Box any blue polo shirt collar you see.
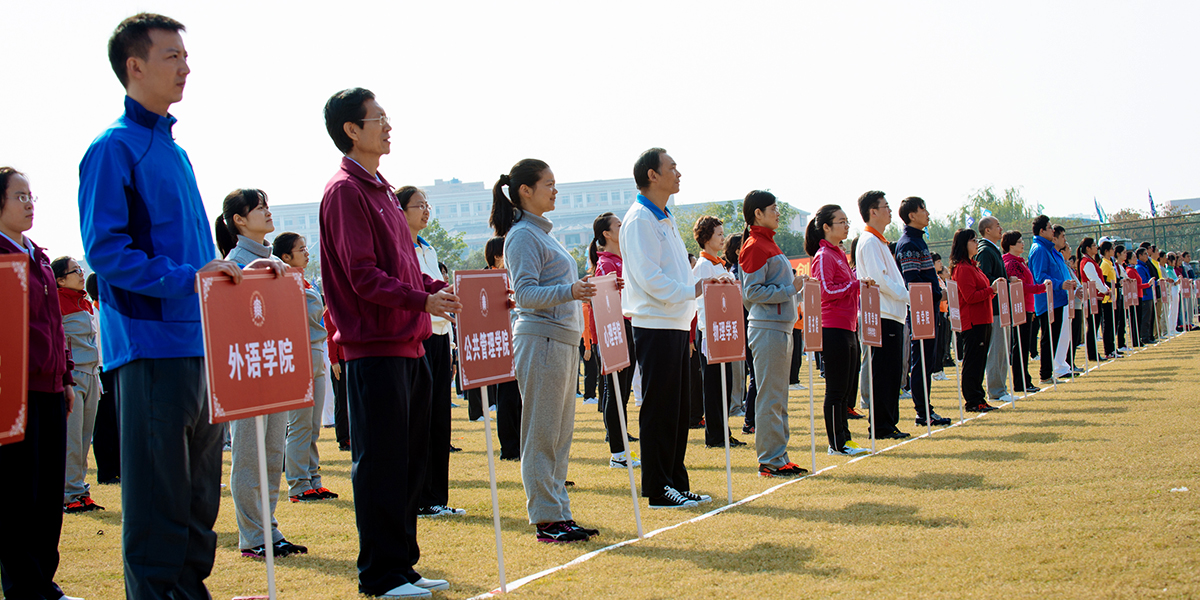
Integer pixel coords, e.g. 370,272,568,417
636,194,670,220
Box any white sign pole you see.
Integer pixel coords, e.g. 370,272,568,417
953,330,964,422
1016,321,1026,401
480,386,507,593
808,351,816,474
1047,281,1058,392
719,367,733,504
610,371,644,536
867,345,875,454
254,415,278,600
920,339,931,436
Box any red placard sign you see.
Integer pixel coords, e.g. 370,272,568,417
909,282,935,340
198,268,314,424
1087,281,1100,315
860,283,881,348
802,280,822,352
591,274,631,374
994,280,1011,327
0,255,29,445
1010,281,1026,325
1159,279,1170,298
946,280,963,333
702,280,746,364
454,269,516,390
1129,278,1140,307
1046,280,1056,323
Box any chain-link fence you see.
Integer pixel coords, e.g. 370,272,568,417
926,213,1200,261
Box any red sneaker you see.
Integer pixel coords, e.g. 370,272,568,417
847,407,865,420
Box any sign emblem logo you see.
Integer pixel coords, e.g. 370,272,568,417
721,294,727,313
250,291,266,327
480,288,490,317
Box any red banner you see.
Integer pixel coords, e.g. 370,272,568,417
1128,278,1140,307
1009,281,1026,325
1087,281,1100,315
198,268,314,424
591,274,631,375
1159,279,1170,298
946,280,962,333
1046,280,1056,323
995,279,1011,327
860,283,881,348
0,255,29,445
454,269,516,390
909,282,935,340
702,280,746,364
802,280,822,352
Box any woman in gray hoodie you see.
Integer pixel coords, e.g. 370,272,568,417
491,159,599,544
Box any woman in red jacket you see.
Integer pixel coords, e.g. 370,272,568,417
0,167,82,600
950,229,997,412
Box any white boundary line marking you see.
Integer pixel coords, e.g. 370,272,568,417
466,332,1184,599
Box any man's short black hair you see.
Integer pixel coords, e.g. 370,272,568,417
633,148,666,190
108,13,186,88
898,196,925,225
324,88,375,154
1032,215,1050,237
857,190,886,222
1053,225,1066,237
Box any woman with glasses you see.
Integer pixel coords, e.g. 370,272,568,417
216,188,308,559
951,229,998,412
51,256,105,514
270,232,339,504
0,167,84,600
807,205,868,457
1002,230,1045,393
398,185,466,519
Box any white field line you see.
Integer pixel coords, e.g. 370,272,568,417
466,331,1185,599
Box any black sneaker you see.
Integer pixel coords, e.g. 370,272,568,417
563,520,599,538
416,505,444,517
759,462,809,478
648,487,699,509
536,521,589,543
741,424,755,434
449,445,462,453
274,539,307,556
930,412,952,425
706,436,747,448
678,489,712,504
627,433,639,442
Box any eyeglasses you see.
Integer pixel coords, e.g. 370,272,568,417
832,219,850,226
13,194,37,204
66,267,84,277
361,115,390,128
407,203,430,212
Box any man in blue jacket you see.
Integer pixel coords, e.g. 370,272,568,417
894,197,950,427
1028,217,1076,383
1135,248,1158,343
77,14,272,600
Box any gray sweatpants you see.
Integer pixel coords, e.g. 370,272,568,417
285,349,328,496
986,320,1010,399
514,335,577,525
749,326,792,468
231,411,287,548
64,369,100,503
729,360,746,414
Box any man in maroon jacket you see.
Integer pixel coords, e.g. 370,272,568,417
319,88,460,599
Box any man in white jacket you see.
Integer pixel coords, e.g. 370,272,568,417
620,148,711,509
854,191,911,439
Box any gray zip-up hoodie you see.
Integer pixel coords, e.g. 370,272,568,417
740,226,798,332
505,212,583,346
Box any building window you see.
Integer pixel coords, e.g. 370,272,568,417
599,192,609,204
574,194,583,207
450,205,458,215
565,234,581,245
624,190,634,202
461,204,470,215
283,218,293,228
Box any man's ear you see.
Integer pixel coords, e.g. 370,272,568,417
343,121,359,145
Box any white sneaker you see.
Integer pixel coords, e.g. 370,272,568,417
899,390,912,399
489,404,497,411
582,397,599,405
433,504,466,516
473,416,484,422
1119,346,1131,352
995,394,1015,403
413,577,450,591
609,452,641,468
379,583,431,598
788,383,808,390
931,372,948,381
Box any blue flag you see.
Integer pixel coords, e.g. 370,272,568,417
966,215,975,228
1094,197,1107,223
1149,189,1157,216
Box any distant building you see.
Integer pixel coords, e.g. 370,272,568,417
268,176,665,258
1165,197,1200,213
675,199,810,232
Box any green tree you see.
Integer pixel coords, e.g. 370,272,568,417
569,245,590,278
423,219,468,272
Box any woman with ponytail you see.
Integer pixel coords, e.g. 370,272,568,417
493,159,600,543
52,256,104,514
270,232,339,504
1076,237,1108,360
806,204,868,457
950,228,997,412
590,212,642,467
737,192,807,475
217,188,306,558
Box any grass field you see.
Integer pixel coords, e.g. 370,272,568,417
48,333,1200,599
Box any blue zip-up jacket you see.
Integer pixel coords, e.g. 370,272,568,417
1136,261,1155,301
78,96,217,370
895,225,942,303
1029,235,1067,315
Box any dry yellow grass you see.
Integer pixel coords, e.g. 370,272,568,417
47,333,1200,599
